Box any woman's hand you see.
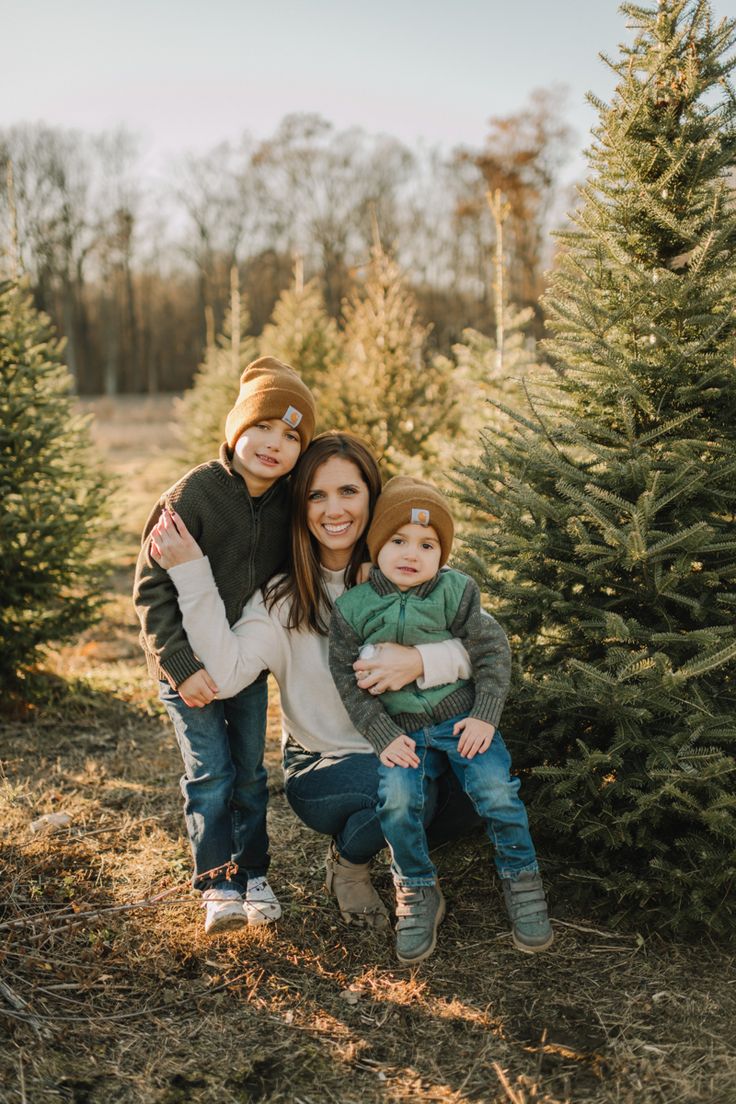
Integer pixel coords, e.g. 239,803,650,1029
379,734,419,769
354,643,423,694
150,509,204,569
178,669,219,707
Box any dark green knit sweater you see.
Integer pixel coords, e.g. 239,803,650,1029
133,444,290,686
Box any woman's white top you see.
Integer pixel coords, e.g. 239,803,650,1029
169,558,472,756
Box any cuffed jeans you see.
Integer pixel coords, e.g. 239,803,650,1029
377,715,539,886
283,742,481,866
159,677,269,891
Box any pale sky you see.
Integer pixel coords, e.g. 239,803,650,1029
1,0,732,177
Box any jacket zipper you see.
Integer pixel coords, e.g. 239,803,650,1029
396,593,433,713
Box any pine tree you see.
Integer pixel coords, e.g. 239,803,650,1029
259,261,342,424
455,0,736,935
333,242,457,477
447,190,538,466
0,277,110,689
175,278,258,467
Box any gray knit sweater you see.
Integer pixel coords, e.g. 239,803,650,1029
329,567,511,754
133,444,290,686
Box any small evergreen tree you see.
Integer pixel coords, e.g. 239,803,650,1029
0,277,110,689
259,263,343,424
333,242,457,477
175,286,258,467
456,0,736,935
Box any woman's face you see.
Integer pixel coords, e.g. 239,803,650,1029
306,456,371,570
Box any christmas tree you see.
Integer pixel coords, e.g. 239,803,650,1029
175,272,258,466
259,259,342,425
456,0,736,934
335,240,457,477
446,190,538,467
0,277,110,690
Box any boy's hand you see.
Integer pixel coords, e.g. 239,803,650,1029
150,509,204,569
355,643,423,694
178,669,219,707
454,717,495,759
379,735,419,769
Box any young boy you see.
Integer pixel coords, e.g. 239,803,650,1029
329,476,552,964
134,356,315,935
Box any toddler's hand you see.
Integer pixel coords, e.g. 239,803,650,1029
150,509,204,569
379,735,419,769
178,669,218,707
454,717,495,759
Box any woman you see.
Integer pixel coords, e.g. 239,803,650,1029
151,432,476,928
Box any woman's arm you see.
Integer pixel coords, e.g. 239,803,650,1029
353,638,472,694
168,558,278,698
150,509,279,698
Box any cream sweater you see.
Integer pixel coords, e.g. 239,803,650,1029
168,558,471,756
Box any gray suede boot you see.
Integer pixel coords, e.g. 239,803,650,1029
501,871,554,953
394,881,446,965
325,842,389,930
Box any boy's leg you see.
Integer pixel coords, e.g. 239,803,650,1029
436,722,538,878
223,677,270,885
435,717,552,952
377,731,447,964
224,677,281,924
376,731,439,887
159,680,236,892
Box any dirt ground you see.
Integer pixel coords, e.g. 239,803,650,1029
1,397,734,1104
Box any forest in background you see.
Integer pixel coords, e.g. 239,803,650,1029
0,88,573,394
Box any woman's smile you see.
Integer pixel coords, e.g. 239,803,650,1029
306,456,371,570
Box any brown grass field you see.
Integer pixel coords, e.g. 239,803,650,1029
1,396,735,1104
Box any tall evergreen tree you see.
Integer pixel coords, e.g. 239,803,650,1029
456,0,736,934
0,277,110,689
259,264,342,423
334,242,457,477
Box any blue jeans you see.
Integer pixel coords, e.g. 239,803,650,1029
283,742,481,865
159,677,269,891
377,715,538,886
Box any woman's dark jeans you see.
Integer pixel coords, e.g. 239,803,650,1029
283,744,481,865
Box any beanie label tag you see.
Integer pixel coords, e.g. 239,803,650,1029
411,508,431,526
282,405,303,428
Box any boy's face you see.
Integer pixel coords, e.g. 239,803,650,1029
377,523,442,590
232,418,301,496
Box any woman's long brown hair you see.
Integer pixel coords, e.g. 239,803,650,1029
264,432,382,634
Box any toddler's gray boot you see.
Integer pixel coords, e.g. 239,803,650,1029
325,842,389,930
394,881,446,964
502,870,553,953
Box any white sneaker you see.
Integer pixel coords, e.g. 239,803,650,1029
244,877,282,925
202,886,247,935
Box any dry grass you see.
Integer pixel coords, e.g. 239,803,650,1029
1,397,735,1104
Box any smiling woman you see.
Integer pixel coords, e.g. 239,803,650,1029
152,430,479,930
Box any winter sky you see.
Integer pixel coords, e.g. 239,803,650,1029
1,0,732,179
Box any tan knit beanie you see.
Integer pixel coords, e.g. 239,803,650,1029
367,476,454,567
225,356,316,452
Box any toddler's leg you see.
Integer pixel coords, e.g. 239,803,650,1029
377,738,447,964
439,722,553,954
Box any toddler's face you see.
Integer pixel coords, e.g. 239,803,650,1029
377,523,441,590
233,418,301,494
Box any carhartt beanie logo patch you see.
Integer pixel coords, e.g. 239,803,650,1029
411,508,430,526
283,405,303,428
